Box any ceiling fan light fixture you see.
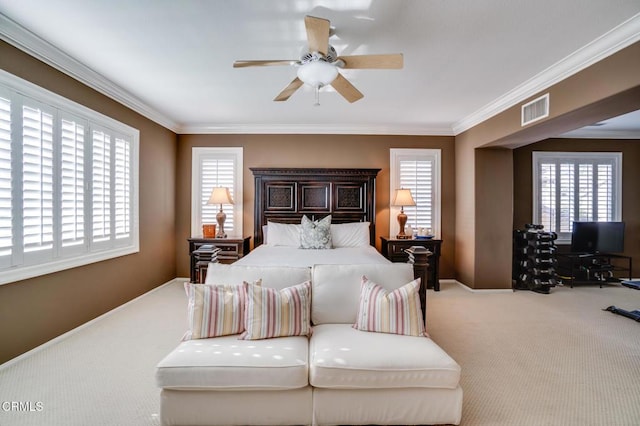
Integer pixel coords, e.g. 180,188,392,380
235,16,401,103
296,60,338,88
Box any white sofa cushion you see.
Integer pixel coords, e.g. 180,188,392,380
156,334,309,390
311,263,414,324
205,264,311,290
309,324,460,389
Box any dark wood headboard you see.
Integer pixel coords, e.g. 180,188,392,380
250,168,380,247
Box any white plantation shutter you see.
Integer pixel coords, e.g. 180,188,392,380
578,164,593,221
0,95,11,261
558,163,574,232
92,129,111,243
22,103,54,255
114,137,131,240
201,158,235,230
390,149,441,238
533,152,621,242
191,147,243,238
399,160,433,230
0,71,139,285
538,162,556,231
597,164,613,221
60,117,85,249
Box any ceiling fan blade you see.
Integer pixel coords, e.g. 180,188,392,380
233,60,298,68
338,54,404,69
330,73,364,103
274,77,304,101
305,15,330,56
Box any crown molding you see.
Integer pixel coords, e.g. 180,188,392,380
178,122,455,136
3,11,638,137
0,13,180,133
452,12,640,135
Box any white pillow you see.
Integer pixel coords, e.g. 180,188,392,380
266,222,301,247
330,222,371,247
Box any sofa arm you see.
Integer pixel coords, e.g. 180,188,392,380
405,246,432,322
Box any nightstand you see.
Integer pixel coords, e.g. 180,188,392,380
380,236,442,291
188,236,251,282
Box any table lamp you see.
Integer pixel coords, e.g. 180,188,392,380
207,187,234,238
392,188,415,239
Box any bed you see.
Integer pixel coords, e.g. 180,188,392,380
236,168,385,265
234,167,431,311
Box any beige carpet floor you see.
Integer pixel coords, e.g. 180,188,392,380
1,278,639,426
428,281,640,426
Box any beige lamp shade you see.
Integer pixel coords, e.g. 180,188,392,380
392,188,416,207
207,187,234,205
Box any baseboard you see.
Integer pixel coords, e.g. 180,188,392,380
0,277,184,371
445,279,514,293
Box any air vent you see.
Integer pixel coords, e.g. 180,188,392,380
521,93,550,126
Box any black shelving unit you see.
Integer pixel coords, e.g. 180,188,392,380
557,252,632,288
513,224,560,294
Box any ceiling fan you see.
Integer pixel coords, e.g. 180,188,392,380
233,15,403,104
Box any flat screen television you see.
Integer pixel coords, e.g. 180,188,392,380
571,221,625,254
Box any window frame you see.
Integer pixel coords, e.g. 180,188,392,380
191,147,243,238
389,148,441,238
0,70,139,285
532,151,622,244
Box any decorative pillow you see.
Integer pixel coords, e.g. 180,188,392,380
331,221,371,247
241,281,312,340
300,215,332,249
183,281,257,340
353,276,426,337
266,222,301,247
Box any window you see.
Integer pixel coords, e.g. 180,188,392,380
532,151,622,243
191,147,243,237
0,71,139,285
390,149,441,238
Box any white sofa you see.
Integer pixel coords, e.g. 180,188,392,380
156,263,463,426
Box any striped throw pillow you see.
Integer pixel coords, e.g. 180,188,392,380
184,281,254,340
241,281,312,340
353,276,426,337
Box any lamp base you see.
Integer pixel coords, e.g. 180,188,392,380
396,210,410,240
216,209,227,238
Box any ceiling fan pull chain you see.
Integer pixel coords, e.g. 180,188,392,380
314,85,321,106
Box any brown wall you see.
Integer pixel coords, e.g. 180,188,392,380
0,42,178,363
176,134,456,279
514,138,640,264
474,148,514,289
455,41,640,289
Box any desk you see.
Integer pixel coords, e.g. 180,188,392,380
557,252,632,288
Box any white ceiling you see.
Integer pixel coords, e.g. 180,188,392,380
1,0,639,137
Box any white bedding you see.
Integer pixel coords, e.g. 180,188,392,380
234,244,391,267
